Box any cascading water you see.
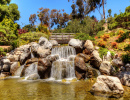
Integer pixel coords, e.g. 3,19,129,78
30,47,34,58
50,46,76,80
14,64,25,76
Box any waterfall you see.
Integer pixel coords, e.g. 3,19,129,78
50,46,76,80
30,47,34,58
24,63,38,77
14,64,25,76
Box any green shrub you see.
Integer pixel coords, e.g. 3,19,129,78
121,53,130,64
96,31,105,38
0,47,6,56
108,22,118,30
98,47,115,59
19,32,49,46
124,44,130,51
74,33,95,41
116,31,130,42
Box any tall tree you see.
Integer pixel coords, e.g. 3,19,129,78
0,0,20,22
37,7,50,26
29,14,37,26
108,9,112,17
86,0,106,19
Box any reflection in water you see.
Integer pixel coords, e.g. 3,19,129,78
0,78,129,100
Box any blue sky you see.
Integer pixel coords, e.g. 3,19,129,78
10,0,130,28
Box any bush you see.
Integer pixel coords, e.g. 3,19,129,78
98,47,115,59
96,31,105,38
116,31,130,42
19,32,49,46
108,22,118,30
98,39,107,48
101,34,110,41
18,29,28,35
124,44,130,51
121,53,130,64
109,32,116,37
0,47,6,56
111,42,118,49
74,33,95,41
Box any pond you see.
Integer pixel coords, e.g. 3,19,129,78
0,78,130,100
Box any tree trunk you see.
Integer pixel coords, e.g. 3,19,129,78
102,0,105,20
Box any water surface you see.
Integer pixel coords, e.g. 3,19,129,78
0,78,130,100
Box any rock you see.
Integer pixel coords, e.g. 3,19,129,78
2,59,10,64
31,42,39,53
90,50,102,69
95,46,99,50
7,54,15,62
112,58,123,68
84,40,94,53
103,51,111,61
74,56,87,80
91,75,124,97
16,44,30,53
49,40,58,46
77,53,91,63
117,72,130,87
27,73,39,80
26,58,38,65
38,58,52,79
86,63,101,78
39,37,52,49
37,47,51,58
125,63,130,71
10,62,19,75
99,61,113,75
0,73,7,79
46,55,59,63
19,52,31,65
13,55,19,61
68,39,83,49
68,55,76,61
83,49,91,55
3,64,10,72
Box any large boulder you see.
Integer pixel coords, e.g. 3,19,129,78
3,64,10,72
10,62,19,75
125,63,130,71
112,57,123,68
117,72,130,87
74,56,87,80
68,39,83,49
26,58,38,65
103,51,111,61
26,73,39,80
84,40,94,53
49,40,58,46
99,61,113,75
19,52,31,65
91,75,124,97
39,37,52,49
46,55,59,63
90,50,102,69
38,58,52,79
37,47,51,58
77,53,91,63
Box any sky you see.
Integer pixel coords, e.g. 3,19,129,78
10,0,130,28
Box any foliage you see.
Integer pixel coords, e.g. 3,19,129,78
116,31,130,42
109,32,116,37
0,1,20,22
96,31,105,37
36,24,50,36
108,9,112,17
74,33,95,40
100,34,110,41
22,24,36,32
98,47,115,59
0,47,7,56
124,44,130,51
54,17,104,36
18,29,28,35
98,39,106,48
29,14,37,26
121,53,130,64
19,32,49,46
111,42,118,49
0,18,18,45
